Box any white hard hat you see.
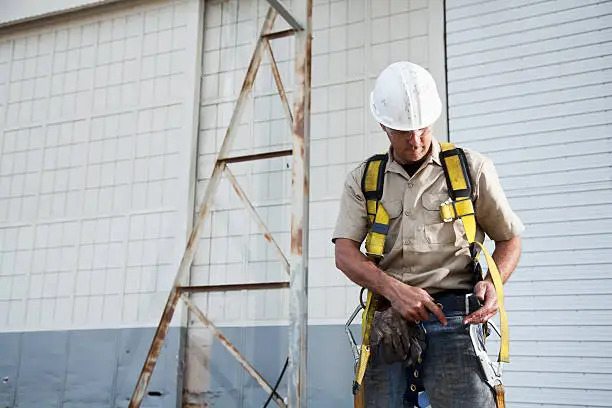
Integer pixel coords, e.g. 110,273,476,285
370,61,442,131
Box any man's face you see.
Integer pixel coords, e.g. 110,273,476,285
382,125,433,164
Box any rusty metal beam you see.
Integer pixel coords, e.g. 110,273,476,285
224,166,291,275
219,149,291,163
129,8,279,407
264,39,294,134
266,0,303,30
178,281,289,293
288,0,312,406
181,294,287,408
129,289,181,408
262,28,296,40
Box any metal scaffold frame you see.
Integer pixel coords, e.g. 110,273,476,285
129,0,312,406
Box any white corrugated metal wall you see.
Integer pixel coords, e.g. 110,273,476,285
445,0,612,406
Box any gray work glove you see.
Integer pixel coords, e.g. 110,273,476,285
369,308,427,365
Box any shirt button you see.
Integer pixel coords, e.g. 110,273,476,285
404,210,410,216
408,183,414,188
403,239,411,245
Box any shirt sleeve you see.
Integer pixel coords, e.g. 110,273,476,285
332,166,370,244
474,158,525,241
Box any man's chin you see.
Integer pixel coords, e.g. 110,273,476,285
401,151,424,162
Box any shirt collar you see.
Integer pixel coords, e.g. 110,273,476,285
386,138,442,173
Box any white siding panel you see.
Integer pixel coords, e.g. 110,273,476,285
446,0,612,406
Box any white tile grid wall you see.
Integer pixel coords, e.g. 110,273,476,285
192,0,436,325
193,0,296,325
0,0,194,331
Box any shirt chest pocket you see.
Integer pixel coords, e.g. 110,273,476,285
421,192,467,246
379,200,403,253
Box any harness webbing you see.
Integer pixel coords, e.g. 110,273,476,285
353,154,388,403
439,142,507,408
439,142,509,364
361,154,389,261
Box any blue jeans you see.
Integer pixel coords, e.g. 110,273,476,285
363,316,496,408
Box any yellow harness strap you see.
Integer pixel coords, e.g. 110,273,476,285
362,154,389,261
353,154,388,399
439,142,509,364
439,143,508,408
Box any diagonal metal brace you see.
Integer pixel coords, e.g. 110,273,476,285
266,0,303,30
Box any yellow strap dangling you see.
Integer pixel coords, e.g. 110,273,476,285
473,241,509,363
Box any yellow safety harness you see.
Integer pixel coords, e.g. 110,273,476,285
352,143,508,408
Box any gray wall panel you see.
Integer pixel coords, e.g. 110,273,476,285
0,333,20,408
16,331,68,408
63,330,116,407
0,327,182,408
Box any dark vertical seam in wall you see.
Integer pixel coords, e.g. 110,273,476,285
110,329,123,407
10,332,24,407
58,332,72,407
443,0,451,143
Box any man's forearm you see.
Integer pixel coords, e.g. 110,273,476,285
491,235,522,283
334,238,399,300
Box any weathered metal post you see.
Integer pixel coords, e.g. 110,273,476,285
287,0,312,406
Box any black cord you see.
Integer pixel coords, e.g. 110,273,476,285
262,356,289,408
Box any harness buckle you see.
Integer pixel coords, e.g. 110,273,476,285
440,198,455,223
440,197,474,223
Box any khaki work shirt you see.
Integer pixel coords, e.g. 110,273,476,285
332,139,525,294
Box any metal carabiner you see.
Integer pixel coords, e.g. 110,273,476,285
345,303,363,365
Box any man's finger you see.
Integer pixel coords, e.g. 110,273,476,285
464,305,498,324
425,300,447,326
463,308,487,324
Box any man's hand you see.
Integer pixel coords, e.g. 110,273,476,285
387,281,447,326
463,280,498,324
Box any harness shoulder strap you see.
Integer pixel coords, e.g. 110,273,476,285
361,153,389,261
439,142,509,364
439,142,477,243
352,154,389,399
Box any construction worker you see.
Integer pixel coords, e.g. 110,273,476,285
333,61,524,407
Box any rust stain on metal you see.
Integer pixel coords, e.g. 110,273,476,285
291,225,303,256
228,178,244,201
130,289,181,407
